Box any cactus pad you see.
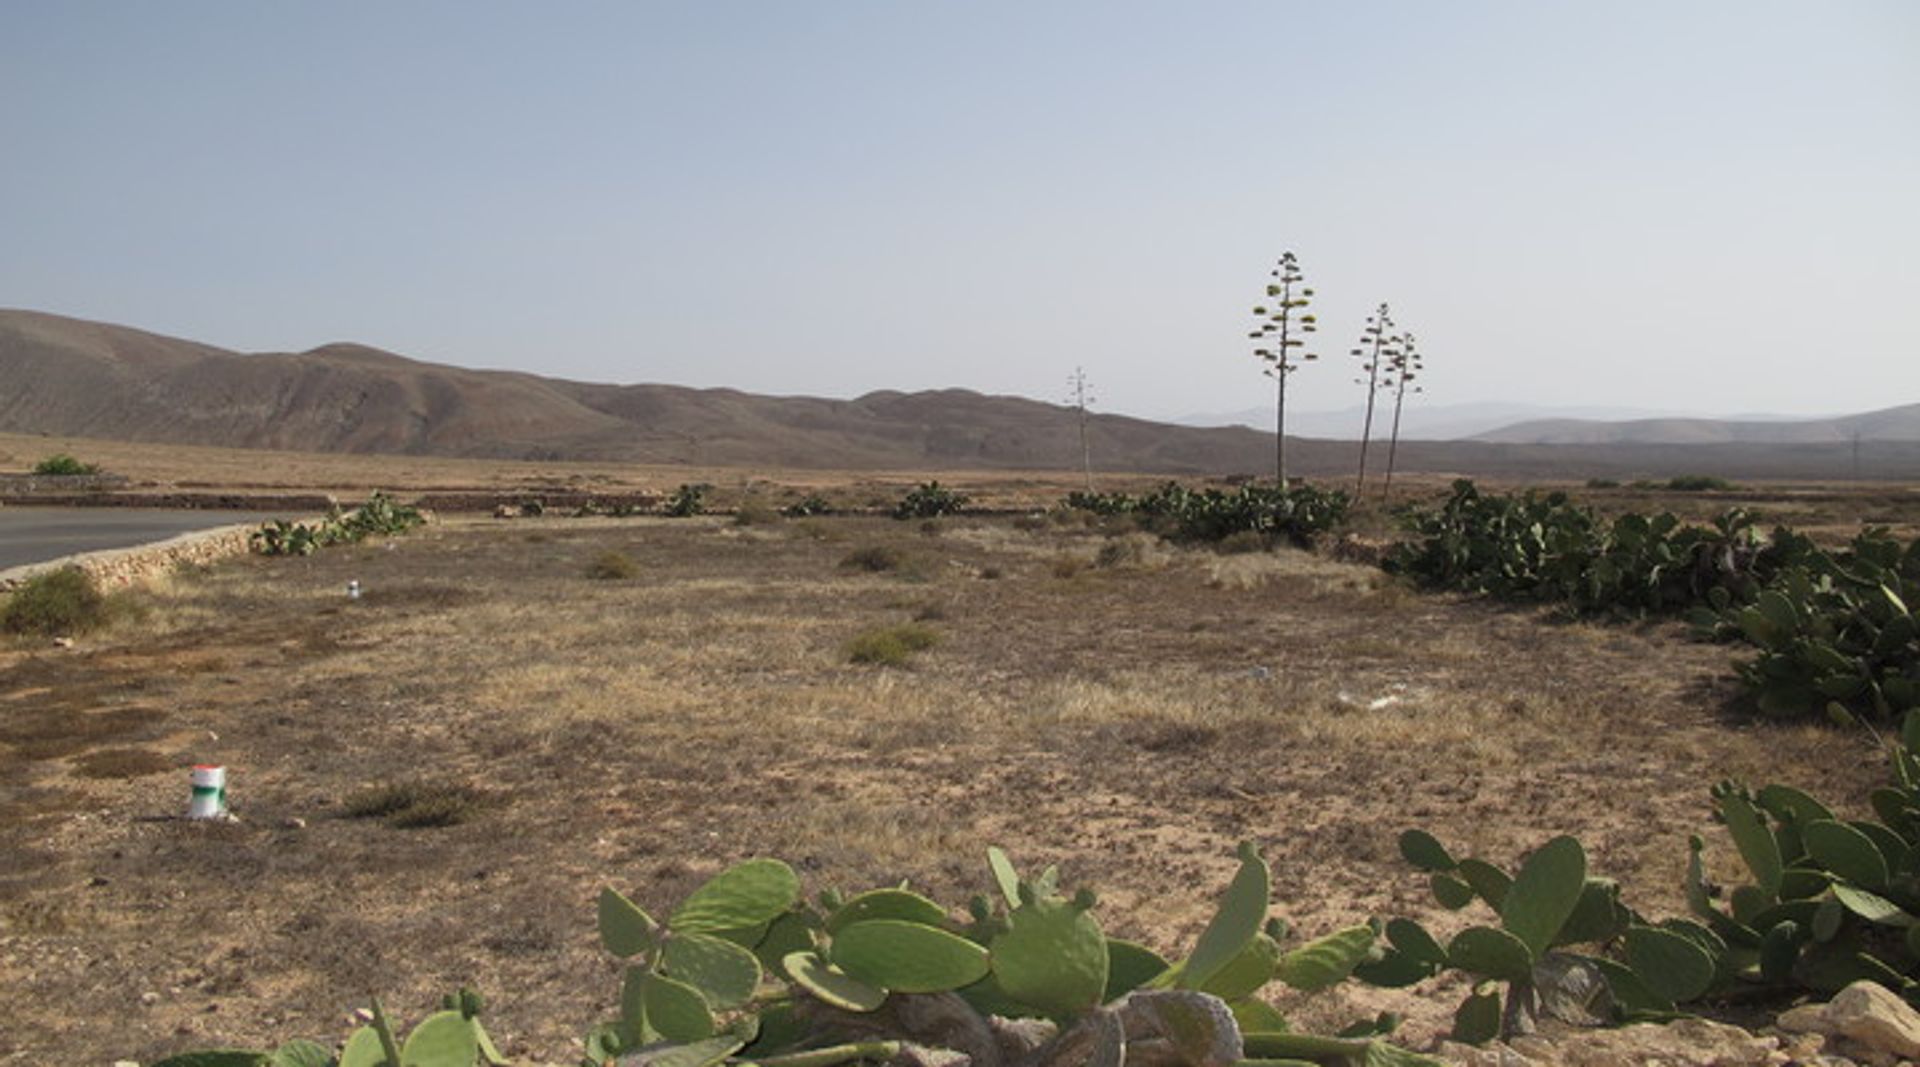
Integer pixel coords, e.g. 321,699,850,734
662,931,763,1009
831,919,991,993
1104,938,1172,1001
1623,925,1716,1003
1445,926,1533,983
671,859,801,934
1275,924,1374,993
1499,836,1585,958
1179,842,1270,990
399,1010,479,1067
642,972,718,1042
782,951,886,1012
990,895,1110,1015
1805,820,1891,890
826,888,949,934
1198,931,1279,999
1397,830,1456,872
600,887,661,958
1719,795,1783,898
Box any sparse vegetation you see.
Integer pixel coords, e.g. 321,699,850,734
585,550,640,580
839,544,905,573
891,480,969,519
1,567,108,636
31,452,98,475
1666,474,1738,491
1063,481,1351,548
732,497,781,526
844,621,939,665
781,493,833,518
344,780,493,828
251,491,426,556
10,492,1915,1063
665,483,711,517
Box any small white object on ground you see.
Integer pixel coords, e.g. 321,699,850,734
186,765,227,820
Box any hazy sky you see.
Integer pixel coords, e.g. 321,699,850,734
4,2,1916,421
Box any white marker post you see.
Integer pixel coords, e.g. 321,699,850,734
187,765,227,820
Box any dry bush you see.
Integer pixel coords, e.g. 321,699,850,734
2,568,108,636
845,622,939,666
840,545,905,573
586,550,640,580
733,498,781,526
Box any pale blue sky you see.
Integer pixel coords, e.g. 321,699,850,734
3,2,1915,420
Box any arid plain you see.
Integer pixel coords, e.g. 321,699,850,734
1,437,1917,1064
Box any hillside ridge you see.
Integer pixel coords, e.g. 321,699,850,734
3,308,1914,480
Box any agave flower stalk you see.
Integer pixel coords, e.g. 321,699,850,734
1249,252,1318,487
1350,304,1400,494
1380,331,1425,501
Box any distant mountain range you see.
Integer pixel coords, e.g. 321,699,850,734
1,308,1914,480
1176,401,1920,444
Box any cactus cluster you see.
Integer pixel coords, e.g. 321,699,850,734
1385,481,1807,617
251,492,427,557
1373,714,1920,1047
1686,712,1920,1001
151,987,505,1067
665,484,712,517
1375,832,1704,1043
1062,482,1350,549
581,843,1436,1067
891,482,970,520
1387,480,1919,723
1690,527,1919,723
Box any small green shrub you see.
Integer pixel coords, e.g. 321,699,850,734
665,483,710,517
31,453,98,476
892,481,969,519
845,622,939,665
2,568,108,636
840,545,904,573
1585,478,1621,489
586,550,640,580
781,493,833,518
1667,475,1736,491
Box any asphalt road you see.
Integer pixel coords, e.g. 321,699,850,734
0,508,291,570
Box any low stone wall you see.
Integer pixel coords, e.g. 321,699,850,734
0,522,266,593
0,472,132,494
0,491,336,510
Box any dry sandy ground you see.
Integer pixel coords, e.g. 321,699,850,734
0,510,1892,1064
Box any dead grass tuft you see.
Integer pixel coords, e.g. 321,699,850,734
70,746,173,779
845,622,939,666
343,780,496,828
586,550,641,580
840,545,905,572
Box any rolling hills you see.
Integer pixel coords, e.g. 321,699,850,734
2,308,1914,480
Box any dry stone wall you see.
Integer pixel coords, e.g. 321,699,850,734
0,522,267,592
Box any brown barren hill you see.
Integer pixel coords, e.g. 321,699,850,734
2,307,1916,479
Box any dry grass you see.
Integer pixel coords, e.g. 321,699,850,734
0,509,1897,1063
